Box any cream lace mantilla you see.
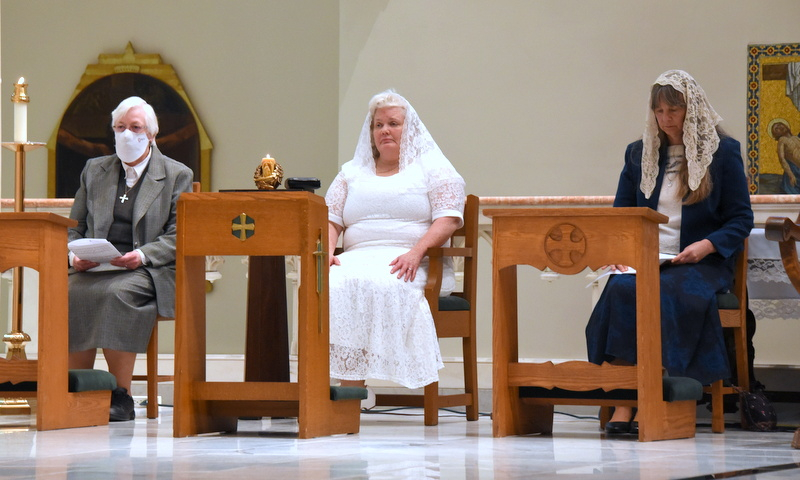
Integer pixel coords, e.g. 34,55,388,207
641,70,722,199
328,90,465,225
350,91,461,179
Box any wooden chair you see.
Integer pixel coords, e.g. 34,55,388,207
131,315,172,419
765,214,800,444
486,207,703,442
132,182,200,419
373,194,480,426
704,240,750,433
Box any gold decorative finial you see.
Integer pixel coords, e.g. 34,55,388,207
11,77,29,103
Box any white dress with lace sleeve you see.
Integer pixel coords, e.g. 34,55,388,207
326,161,464,389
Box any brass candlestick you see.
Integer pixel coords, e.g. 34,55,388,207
2,142,45,361
1,80,42,416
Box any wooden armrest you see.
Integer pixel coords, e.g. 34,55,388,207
425,250,445,306
765,216,800,295
424,246,473,304
764,216,800,243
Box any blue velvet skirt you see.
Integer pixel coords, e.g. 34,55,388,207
585,262,732,385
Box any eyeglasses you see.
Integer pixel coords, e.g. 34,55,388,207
113,124,146,134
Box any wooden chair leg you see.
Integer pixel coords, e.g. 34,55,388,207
424,382,440,426
463,335,479,421
599,406,612,429
145,322,159,419
734,324,750,393
710,380,725,433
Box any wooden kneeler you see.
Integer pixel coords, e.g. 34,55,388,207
173,192,364,439
0,370,117,430
486,207,700,442
0,213,114,430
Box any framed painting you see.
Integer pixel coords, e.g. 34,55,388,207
746,43,800,194
47,43,212,198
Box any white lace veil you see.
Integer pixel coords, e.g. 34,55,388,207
640,70,722,199
349,90,463,190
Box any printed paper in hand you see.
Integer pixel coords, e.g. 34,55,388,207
68,238,123,264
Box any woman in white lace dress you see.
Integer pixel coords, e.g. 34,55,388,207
325,90,466,389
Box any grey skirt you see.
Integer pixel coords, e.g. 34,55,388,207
69,268,157,353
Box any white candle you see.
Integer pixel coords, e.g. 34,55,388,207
14,102,26,143
13,77,27,143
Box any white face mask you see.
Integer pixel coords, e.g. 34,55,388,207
115,129,150,164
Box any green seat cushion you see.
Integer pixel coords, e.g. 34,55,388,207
519,376,703,402
717,292,740,310
68,369,117,392
661,376,704,402
438,295,470,311
0,369,116,393
330,385,368,401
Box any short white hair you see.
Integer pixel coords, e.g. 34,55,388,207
111,96,159,138
368,89,408,120
367,89,409,159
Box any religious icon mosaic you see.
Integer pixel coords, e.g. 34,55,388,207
746,43,800,194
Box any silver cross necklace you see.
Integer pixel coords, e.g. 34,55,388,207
120,167,136,203
119,187,132,204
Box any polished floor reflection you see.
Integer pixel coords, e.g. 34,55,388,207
1,405,800,479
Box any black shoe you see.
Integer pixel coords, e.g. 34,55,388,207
629,421,639,435
605,421,632,434
605,407,637,435
109,387,135,422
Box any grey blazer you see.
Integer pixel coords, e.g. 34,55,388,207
68,145,194,317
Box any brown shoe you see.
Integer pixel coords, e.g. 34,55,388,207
792,428,800,449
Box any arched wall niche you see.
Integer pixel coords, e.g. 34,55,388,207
47,42,212,198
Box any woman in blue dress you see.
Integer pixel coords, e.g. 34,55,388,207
585,70,753,434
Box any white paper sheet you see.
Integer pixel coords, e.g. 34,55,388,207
587,253,677,287
68,238,123,264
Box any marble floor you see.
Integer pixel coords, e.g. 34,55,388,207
1,404,800,479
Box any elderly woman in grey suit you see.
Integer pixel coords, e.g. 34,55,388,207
68,96,193,421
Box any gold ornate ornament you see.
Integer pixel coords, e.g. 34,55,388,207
254,154,283,190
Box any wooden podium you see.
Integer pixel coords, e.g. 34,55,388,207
0,213,111,430
173,191,362,439
486,207,698,442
